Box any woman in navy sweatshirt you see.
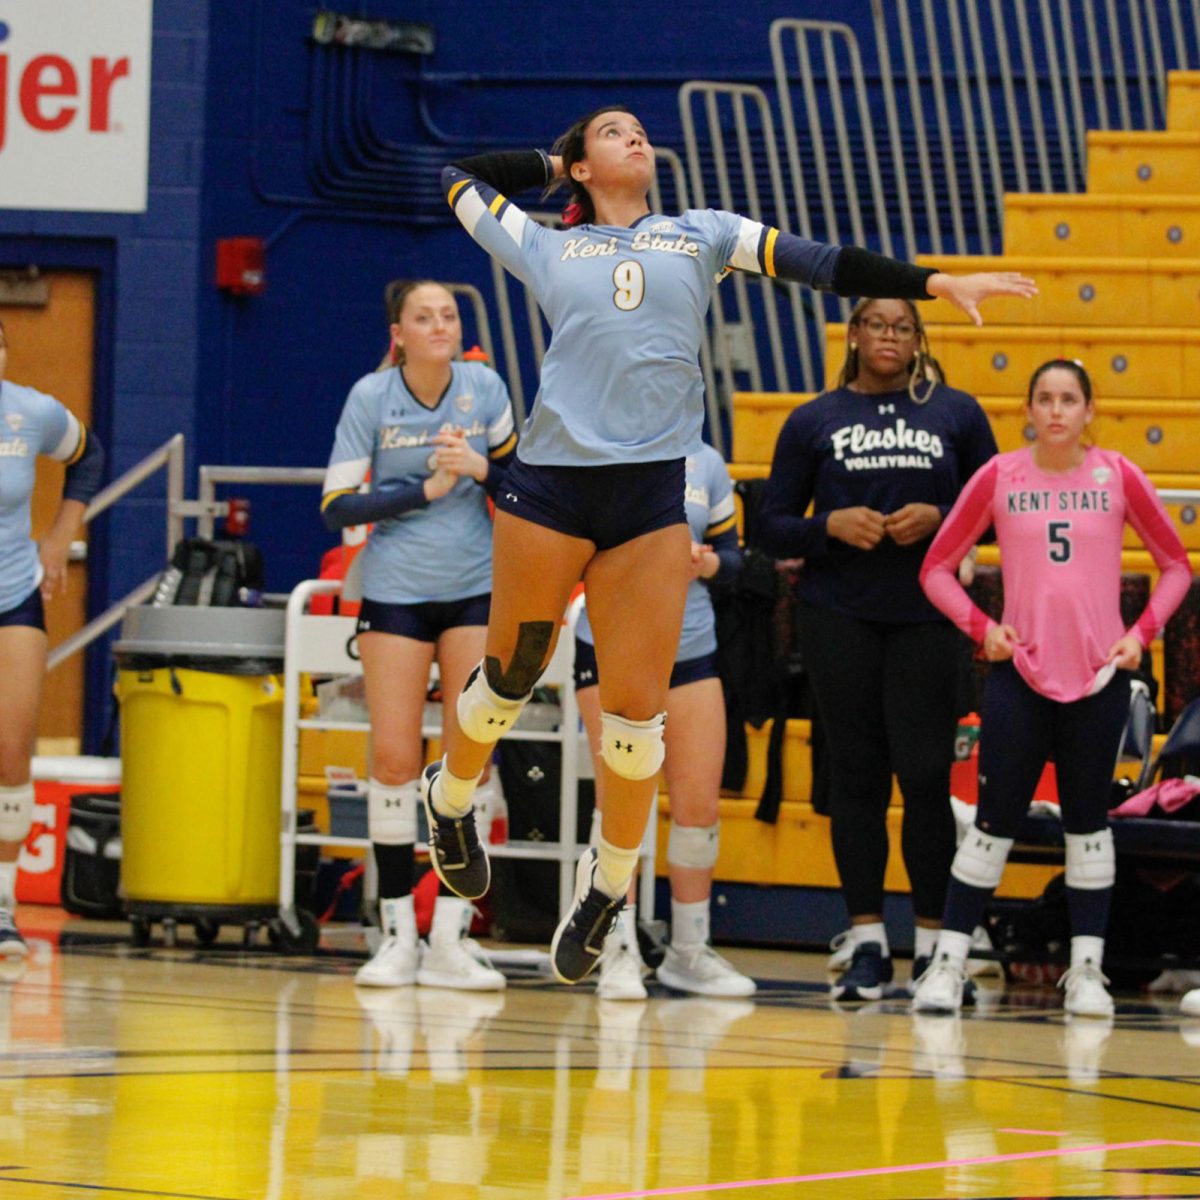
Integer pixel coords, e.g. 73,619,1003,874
760,297,997,1002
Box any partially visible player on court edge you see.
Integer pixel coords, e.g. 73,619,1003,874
433,104,1036,986
759,298,999,1003
0,315,105,958
913,360,1190,1018
575,442,754,1000
321,280,517,991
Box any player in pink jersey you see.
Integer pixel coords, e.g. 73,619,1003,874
912,360,1190,1018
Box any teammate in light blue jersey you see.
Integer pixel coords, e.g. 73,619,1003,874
321,281,516,992
0,315,105,961
424,105,1036,986
574,444,754,998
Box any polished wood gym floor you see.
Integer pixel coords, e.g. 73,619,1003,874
3,908,1199,1199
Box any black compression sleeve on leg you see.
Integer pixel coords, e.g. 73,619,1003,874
449,151,553,196
831,246,938,300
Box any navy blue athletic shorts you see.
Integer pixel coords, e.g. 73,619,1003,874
494,456,686,550
0,587,45,632
573,636,718,693
356,594,490,643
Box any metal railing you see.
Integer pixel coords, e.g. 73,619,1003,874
46,434,186,672
680,1,1200,399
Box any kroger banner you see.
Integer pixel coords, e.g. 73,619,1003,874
0,1,152,212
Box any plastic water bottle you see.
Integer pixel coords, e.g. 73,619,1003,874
237,587,263,608
150,566,183,607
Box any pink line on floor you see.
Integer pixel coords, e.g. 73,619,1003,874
997,1127,1066,1137
564,1139,1200,1200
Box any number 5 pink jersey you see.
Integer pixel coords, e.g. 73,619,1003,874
920,446,1192,702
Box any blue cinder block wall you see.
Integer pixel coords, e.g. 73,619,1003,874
0,0,1171,744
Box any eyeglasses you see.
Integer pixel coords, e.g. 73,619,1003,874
859,316,918,338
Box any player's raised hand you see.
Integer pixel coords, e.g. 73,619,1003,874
927,271,1038,326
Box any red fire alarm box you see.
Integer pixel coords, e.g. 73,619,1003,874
216,237,266,295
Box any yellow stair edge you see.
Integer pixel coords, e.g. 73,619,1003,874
1006,192,1200,210
1088,130,1200,149
915,253,1200,273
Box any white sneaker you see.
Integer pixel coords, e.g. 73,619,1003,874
1181,988,1200,1017
827,929,854,973
355,935,419,988
657,944,756,998
0,910,28,960
966,925,1003,977
911,954,968,1014
418,936,506,992
596,932,647,1001
1059,959,1114,1018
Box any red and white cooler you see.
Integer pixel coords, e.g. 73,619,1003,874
17,757,121,905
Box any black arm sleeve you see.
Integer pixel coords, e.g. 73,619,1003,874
321,481,428,533
830,246,937,301
63,428,105,504
483,442,518,500
709,525,743,583
449,150,553,197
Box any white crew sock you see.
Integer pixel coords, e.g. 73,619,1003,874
671,899,710,950
851,921,889,955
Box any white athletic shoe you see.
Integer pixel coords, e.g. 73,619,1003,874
657,944,756,998
0,910,28,960
911,954,969,1014
1183,988,1200,1017
966,924,1003,977
827,929,854,973
355,934,419,988
596,932,647,1002
418,935,505,992
1059,959,1115,1018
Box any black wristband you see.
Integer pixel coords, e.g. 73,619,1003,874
830,246,937,300
449,150,552,197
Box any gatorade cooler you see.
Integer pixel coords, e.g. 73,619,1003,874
17,757,121,905
114,606,286,937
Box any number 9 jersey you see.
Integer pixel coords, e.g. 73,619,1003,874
444,162,838,468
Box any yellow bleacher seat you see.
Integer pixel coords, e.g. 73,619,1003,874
825,322,1200,399
734,393,1200,476
1087,130,1200,194
1167,69,1200,131
913,255,1200,328
1004,193,1200,258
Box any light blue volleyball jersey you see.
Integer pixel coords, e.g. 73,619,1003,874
322,362,516,604
576,444,736,662
0,380,83,612
445,167,837,466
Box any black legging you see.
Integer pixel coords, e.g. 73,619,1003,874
796,601,961,922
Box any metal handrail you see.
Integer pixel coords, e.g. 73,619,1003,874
196,465,326,540
45,433,186,672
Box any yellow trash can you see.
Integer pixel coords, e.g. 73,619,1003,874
117,667,282,907
114,605,286,945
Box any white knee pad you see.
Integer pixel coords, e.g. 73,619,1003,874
951,826,1013,890
600,711,666,781
667,821,719,871
1065,828,1115,890
368,779,418,845
0,784,33,844
456,663,529,744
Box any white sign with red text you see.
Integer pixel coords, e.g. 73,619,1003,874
0,1,152,212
